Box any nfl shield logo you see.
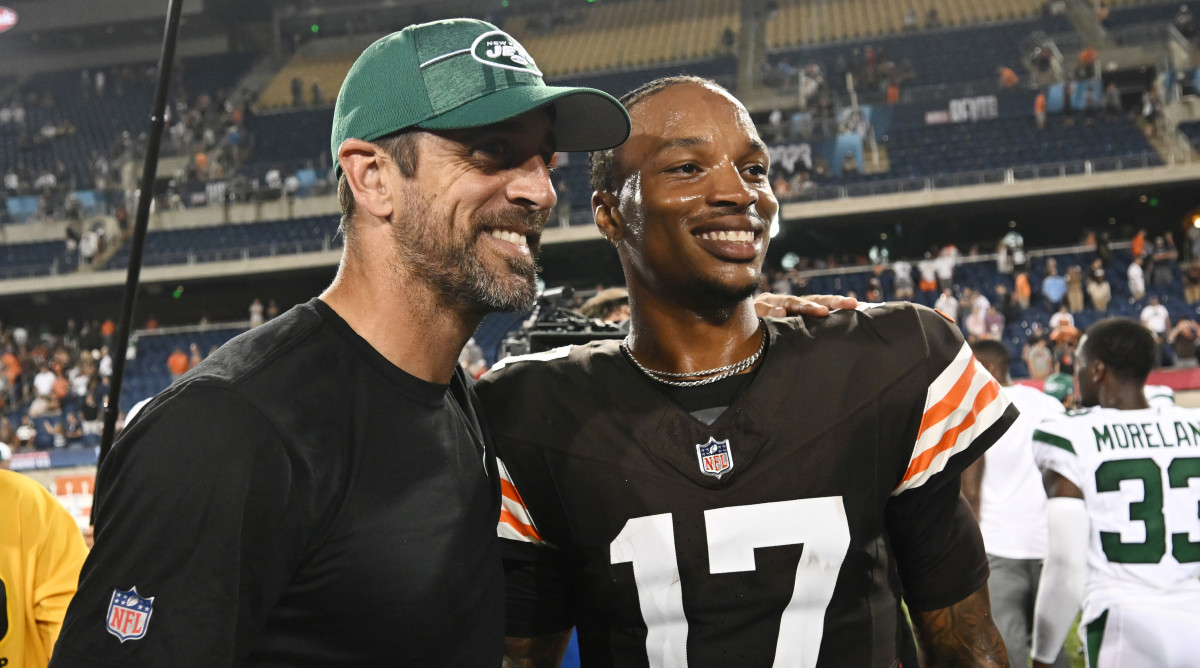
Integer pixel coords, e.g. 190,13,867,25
106,587,154,642
696,437,734,479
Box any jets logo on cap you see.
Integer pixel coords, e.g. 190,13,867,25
471,30,542,76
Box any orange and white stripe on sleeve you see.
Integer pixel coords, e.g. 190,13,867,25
892,341,1010,496
497,457,547,545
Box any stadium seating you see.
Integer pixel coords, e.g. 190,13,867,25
765,0,1048,48
878,115,1161,179
257,52,354,109
505,0,740,78
768,16,1072,94
1104,0,1200,27
0,238,73,279
101,215,341,270
1,53,255,195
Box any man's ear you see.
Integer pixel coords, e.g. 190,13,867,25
1090,359,1107,385
593,190,624,244
338,138,395,220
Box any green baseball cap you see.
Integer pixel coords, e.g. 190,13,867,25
1043,373,1073,401
331,18,630,173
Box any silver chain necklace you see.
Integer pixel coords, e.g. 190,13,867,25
620,325,768,388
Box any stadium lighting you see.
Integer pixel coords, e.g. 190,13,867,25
0,6,18,35
1192,215,1200,229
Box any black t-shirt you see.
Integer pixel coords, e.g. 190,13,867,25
52,299,504,666
478,303,1017,667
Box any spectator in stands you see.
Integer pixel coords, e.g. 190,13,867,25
934,287,960,322
1049,304,1074,332
1140,295,1172,365
1184,261,1200,304
1034,91,1047,130
1087,258,1112,311
1024,336,1056,380
926,7,941,28
1097,2,1112,29
918,251,939,299
311,80,324,106
1103,82,1122,119
1065,265,1084,312
891,258,915,300
1127,256,1146,301
1168,318,1200,367
1148,233,1178,287
166,346,189,379
0,445,90,666
1141,88,1162,138
998,66,1019,90
1131,228,1148,260
935,244,958,291
1175,4,1196,39
1040,261,1067,310
291,76,304,107
33,362,57,401
904,8,918,31
1014,271,1033,310
188,343,204,369
985,306,1005,340
249,298,265,327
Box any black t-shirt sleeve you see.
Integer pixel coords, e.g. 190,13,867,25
51,384,313,667
885,476,988,611
502,539,576,638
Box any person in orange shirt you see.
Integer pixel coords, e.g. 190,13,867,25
167,348,189,379
1131,228,1147,260
1034,91,1047,129
998,66,1019,89
1015,272,1032,310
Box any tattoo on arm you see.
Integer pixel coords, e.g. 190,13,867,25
502,631,574,668
912,585,1009,668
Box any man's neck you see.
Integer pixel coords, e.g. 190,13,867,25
319,258,482,385
625,295,762,375
1101,384,1152,411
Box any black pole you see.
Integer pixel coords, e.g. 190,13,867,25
96,0,185,487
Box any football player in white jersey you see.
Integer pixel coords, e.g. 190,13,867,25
1145,383,1175,409
963,341,1069,667
1031,318,1200,668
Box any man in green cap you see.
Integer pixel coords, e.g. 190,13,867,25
1043,372,1074,408
51,18,631,666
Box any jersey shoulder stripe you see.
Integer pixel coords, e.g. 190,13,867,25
1033,428,1075,454
496,457,546,545
894,341,1010,495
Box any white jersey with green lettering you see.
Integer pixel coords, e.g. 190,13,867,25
1032,405,1200,627
1145,384,1175,409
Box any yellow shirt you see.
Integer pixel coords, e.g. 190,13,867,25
0,469,88,667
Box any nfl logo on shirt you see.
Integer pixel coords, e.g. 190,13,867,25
696,437,734,479
106,587,154,642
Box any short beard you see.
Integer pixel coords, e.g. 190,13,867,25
392,185,542,313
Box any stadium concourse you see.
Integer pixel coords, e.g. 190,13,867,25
5,0,1200,665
